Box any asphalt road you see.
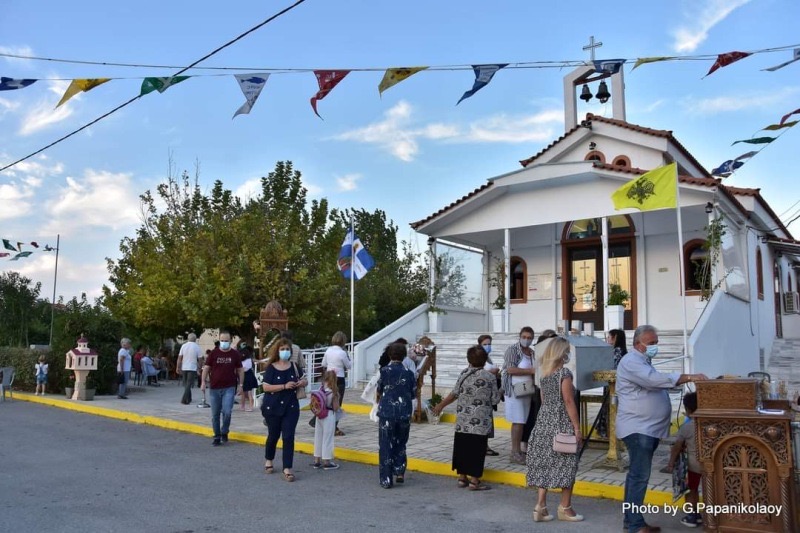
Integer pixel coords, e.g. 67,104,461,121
0,402,687,532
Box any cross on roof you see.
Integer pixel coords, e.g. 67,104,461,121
583,35,603,62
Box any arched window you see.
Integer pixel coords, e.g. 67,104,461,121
584,151,606,164
756,247,764,300
684,239,710,293
510,256,527,303
612,155,631,168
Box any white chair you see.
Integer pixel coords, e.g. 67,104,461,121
0,367,15,401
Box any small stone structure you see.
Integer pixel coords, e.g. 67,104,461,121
257,300,289,356
65,335,98,401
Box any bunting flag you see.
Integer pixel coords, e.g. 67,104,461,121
0,253,9,258
30,241,39,248
611,163,677,212
762,48,800,72
632,56,672,70
2,239,17,251
310,70,350,119
780,108,800,125
762,120,798,131
232,73,269,118
378,67,428,96
593,59,625,75
56,78,111,108
705,51,752,77
337,228,375,280
457,64,507,105
0,77,36,91
9,251,33,261
734,151,758,162
140,76,189,96
44,245,56,252
711,160,744,177
732,137,775,146
16,241,24,251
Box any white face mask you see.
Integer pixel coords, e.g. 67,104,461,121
520,338,532,348
644,345,659,358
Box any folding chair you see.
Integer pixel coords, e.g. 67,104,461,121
0,367,16,402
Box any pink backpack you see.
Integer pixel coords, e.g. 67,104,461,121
310,387,330,419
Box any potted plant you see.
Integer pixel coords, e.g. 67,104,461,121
488,258,507,332
426,393,444,425
606,283,629,330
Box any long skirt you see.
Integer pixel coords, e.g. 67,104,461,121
452,432,488,478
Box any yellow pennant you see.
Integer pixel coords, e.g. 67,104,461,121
632,57,672,70
611,163,677,212
56,78,111,108
378,67,428,96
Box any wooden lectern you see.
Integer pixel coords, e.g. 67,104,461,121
693,379,797,532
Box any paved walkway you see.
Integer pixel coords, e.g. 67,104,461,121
16,379,676,505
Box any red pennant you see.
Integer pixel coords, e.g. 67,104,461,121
0,253,9,258
705,51,751,77
310,70,350,119
780,108,800,126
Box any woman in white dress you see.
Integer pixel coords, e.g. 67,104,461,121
501,326,536,464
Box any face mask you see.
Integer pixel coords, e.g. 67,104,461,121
279,350,291,361
520,338,532,348
644,345,659,358
482,344,492,355
220,341,231,350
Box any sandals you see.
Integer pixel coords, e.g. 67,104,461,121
468,481,491,491
457,477,468,488
533,505,554,522
264,463,274,474
395,475,404,484
334,429,345,437
485,447,500,456
283,470,295,482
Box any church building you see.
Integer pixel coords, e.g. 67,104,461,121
353,58,800,385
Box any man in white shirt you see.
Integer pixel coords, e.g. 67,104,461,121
117,338,132,399
177,333,202,405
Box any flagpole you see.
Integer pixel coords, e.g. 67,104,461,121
675,176,690,373
349,216,355,387
49,234,60,347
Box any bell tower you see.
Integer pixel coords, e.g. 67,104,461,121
564,36,627,131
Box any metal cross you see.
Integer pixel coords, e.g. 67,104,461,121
583,36,603,62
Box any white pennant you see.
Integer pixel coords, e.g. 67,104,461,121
233,73,270,118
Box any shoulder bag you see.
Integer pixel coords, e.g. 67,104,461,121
512,377,536,397
552,432,578,454
292,363,307,399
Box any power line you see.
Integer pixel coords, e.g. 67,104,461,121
0,0,309,174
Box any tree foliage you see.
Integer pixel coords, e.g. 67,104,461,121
104,161,428,347
0,272,45,346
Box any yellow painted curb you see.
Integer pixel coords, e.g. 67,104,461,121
16,392,673,504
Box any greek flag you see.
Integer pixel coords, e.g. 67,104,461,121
337,229,375,280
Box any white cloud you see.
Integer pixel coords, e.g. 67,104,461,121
0,45,36,69
683,87,800,114
672,0,752,52
6,254,109,302
0,96,20,117
332,100,562,162
18,80,74,136
0,157,55,219
336,173,360,192
43,169,141,234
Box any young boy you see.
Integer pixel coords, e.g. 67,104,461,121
665,392,702,528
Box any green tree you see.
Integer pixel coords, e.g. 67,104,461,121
0,272,43,346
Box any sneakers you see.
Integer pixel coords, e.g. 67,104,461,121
212,438,221,447
680,514,702,528
322,462,340,470
221,434,229,443
311,462,322,469
117,395,128,399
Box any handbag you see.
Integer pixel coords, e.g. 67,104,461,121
117,372,125,385
553,432,578,454
512,377,536,397
292,363,307,399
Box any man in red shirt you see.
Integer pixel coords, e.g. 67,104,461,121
200,331,244,446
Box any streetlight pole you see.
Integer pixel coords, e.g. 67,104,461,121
49,234,60,347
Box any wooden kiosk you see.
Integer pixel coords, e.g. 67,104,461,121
693,379,797,532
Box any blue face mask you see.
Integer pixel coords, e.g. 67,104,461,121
645,345,659,358
220,341,231,350
482,344,492,355
279,350,291,361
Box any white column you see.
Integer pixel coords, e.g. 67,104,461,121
601,217,610,332
483,249,491,331
504,228,511,333
552,224,558,330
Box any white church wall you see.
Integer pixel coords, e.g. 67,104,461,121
561,134,664,169
507,243,560,333
690,291,760,378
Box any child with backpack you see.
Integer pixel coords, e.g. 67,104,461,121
663,392,703,528
311,370,340,470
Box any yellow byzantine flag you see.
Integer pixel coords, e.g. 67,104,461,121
378,67,427,96
56,78,111,108
611,162,677,212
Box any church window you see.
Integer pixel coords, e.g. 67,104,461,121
756,247,764,300
510,256,527,303
584,151,606,163
566,215,632,240
612,155,631,168
684,239,710,293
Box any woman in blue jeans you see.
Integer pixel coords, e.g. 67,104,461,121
261,339,307,482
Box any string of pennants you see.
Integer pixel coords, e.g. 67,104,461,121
0,239,55,261
0,45,797,119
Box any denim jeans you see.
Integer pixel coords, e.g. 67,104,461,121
622,433,660,532
208,386,236,438
118,371,129,396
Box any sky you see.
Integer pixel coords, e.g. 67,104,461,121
1,0,798,304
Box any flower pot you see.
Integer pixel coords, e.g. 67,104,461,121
607,305,625,330
428,311,441,333
65,387,73,398
491,309,506,332
65,387,95,400
425,407,441,425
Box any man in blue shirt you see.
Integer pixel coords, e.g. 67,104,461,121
616,325,707,533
